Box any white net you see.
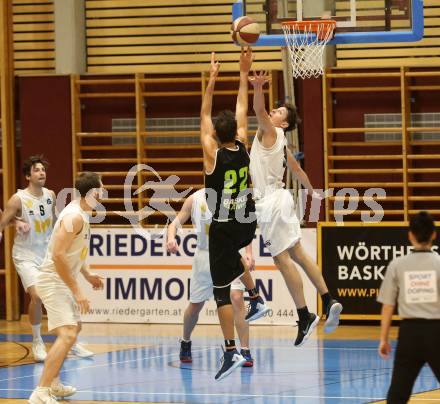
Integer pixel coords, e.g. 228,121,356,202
282,20,336,79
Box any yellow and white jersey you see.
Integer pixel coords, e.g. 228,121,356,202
12,187,54,260
191,189,212,251
39,201,90,283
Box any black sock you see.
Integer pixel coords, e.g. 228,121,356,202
225,339,236,351
297,306,310,323
321,292,332,310
247,288,259,299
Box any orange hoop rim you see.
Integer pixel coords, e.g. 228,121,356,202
281,19,337,33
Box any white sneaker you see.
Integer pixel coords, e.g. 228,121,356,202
32,339,47,362
70,342,94,358
50,380,77,398
28,387,57,404
324,300,343,334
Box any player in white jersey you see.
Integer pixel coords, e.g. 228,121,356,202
0,155,56,362
28,172,104,404
249,71,342,347
0,156,94,362
167,188,255,367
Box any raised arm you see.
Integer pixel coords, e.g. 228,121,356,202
236,47,253,146
166,193,194,254
0,195,21,243
249,71,277,148
200,52,220,173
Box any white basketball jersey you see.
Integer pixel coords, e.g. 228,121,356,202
13,187,54,259
39,201,90,282
249,127,287,198
191,189,212,251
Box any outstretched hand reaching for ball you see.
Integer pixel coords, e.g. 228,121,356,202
249,70,270,87
240,47,253,74
209,52,220,79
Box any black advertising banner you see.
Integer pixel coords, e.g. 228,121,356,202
320,224,440,319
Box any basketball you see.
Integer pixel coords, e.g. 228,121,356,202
231,16,260,46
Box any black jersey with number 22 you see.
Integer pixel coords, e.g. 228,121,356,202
204,140,255,221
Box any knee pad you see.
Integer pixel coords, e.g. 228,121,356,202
213,285,232,308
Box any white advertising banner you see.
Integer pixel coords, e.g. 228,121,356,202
80,228,318,325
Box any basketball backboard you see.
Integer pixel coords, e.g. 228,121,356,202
233,0,423,45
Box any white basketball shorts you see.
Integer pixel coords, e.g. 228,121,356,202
36,273,80,332
256,188,301,257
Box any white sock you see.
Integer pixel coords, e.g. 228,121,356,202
31,324,42,341
51,376,60,386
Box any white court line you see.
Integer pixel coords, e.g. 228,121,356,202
0,344,381,384
0,346,216,383
1,389,439,401
194,345,379,351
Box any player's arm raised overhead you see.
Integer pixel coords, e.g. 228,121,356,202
0,195,22,243
249,71,277,148
52,213,90,314
236,47,253,146
200,52,220,174
167,193,194,254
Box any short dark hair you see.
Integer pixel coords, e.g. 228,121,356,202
410,211,436,243
75,172,101,197
283,103,301,132
23,155,49,177
214,110,237,144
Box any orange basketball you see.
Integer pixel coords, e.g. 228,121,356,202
231,16,260,46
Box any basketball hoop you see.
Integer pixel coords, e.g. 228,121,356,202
282,20,336,79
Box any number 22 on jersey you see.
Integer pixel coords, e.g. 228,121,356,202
224,166,248,194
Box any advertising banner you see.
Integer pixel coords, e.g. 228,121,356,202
80,228,318,324
319,223,440,320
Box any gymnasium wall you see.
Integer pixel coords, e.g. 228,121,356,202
295,78,325,192
18,76,72,192
324,67,440,222
85,0,281,73
13,0,55,74
11,1,440,72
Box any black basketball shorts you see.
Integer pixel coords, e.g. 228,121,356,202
208,218,257,288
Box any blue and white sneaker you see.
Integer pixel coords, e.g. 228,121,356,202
240,349,254,367
245,296,270,322
294,313,320,347
324,300,343,333
215,348,246,381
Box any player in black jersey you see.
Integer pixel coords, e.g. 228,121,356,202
200,49,269,380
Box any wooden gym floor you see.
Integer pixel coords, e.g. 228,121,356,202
0,320,439,403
